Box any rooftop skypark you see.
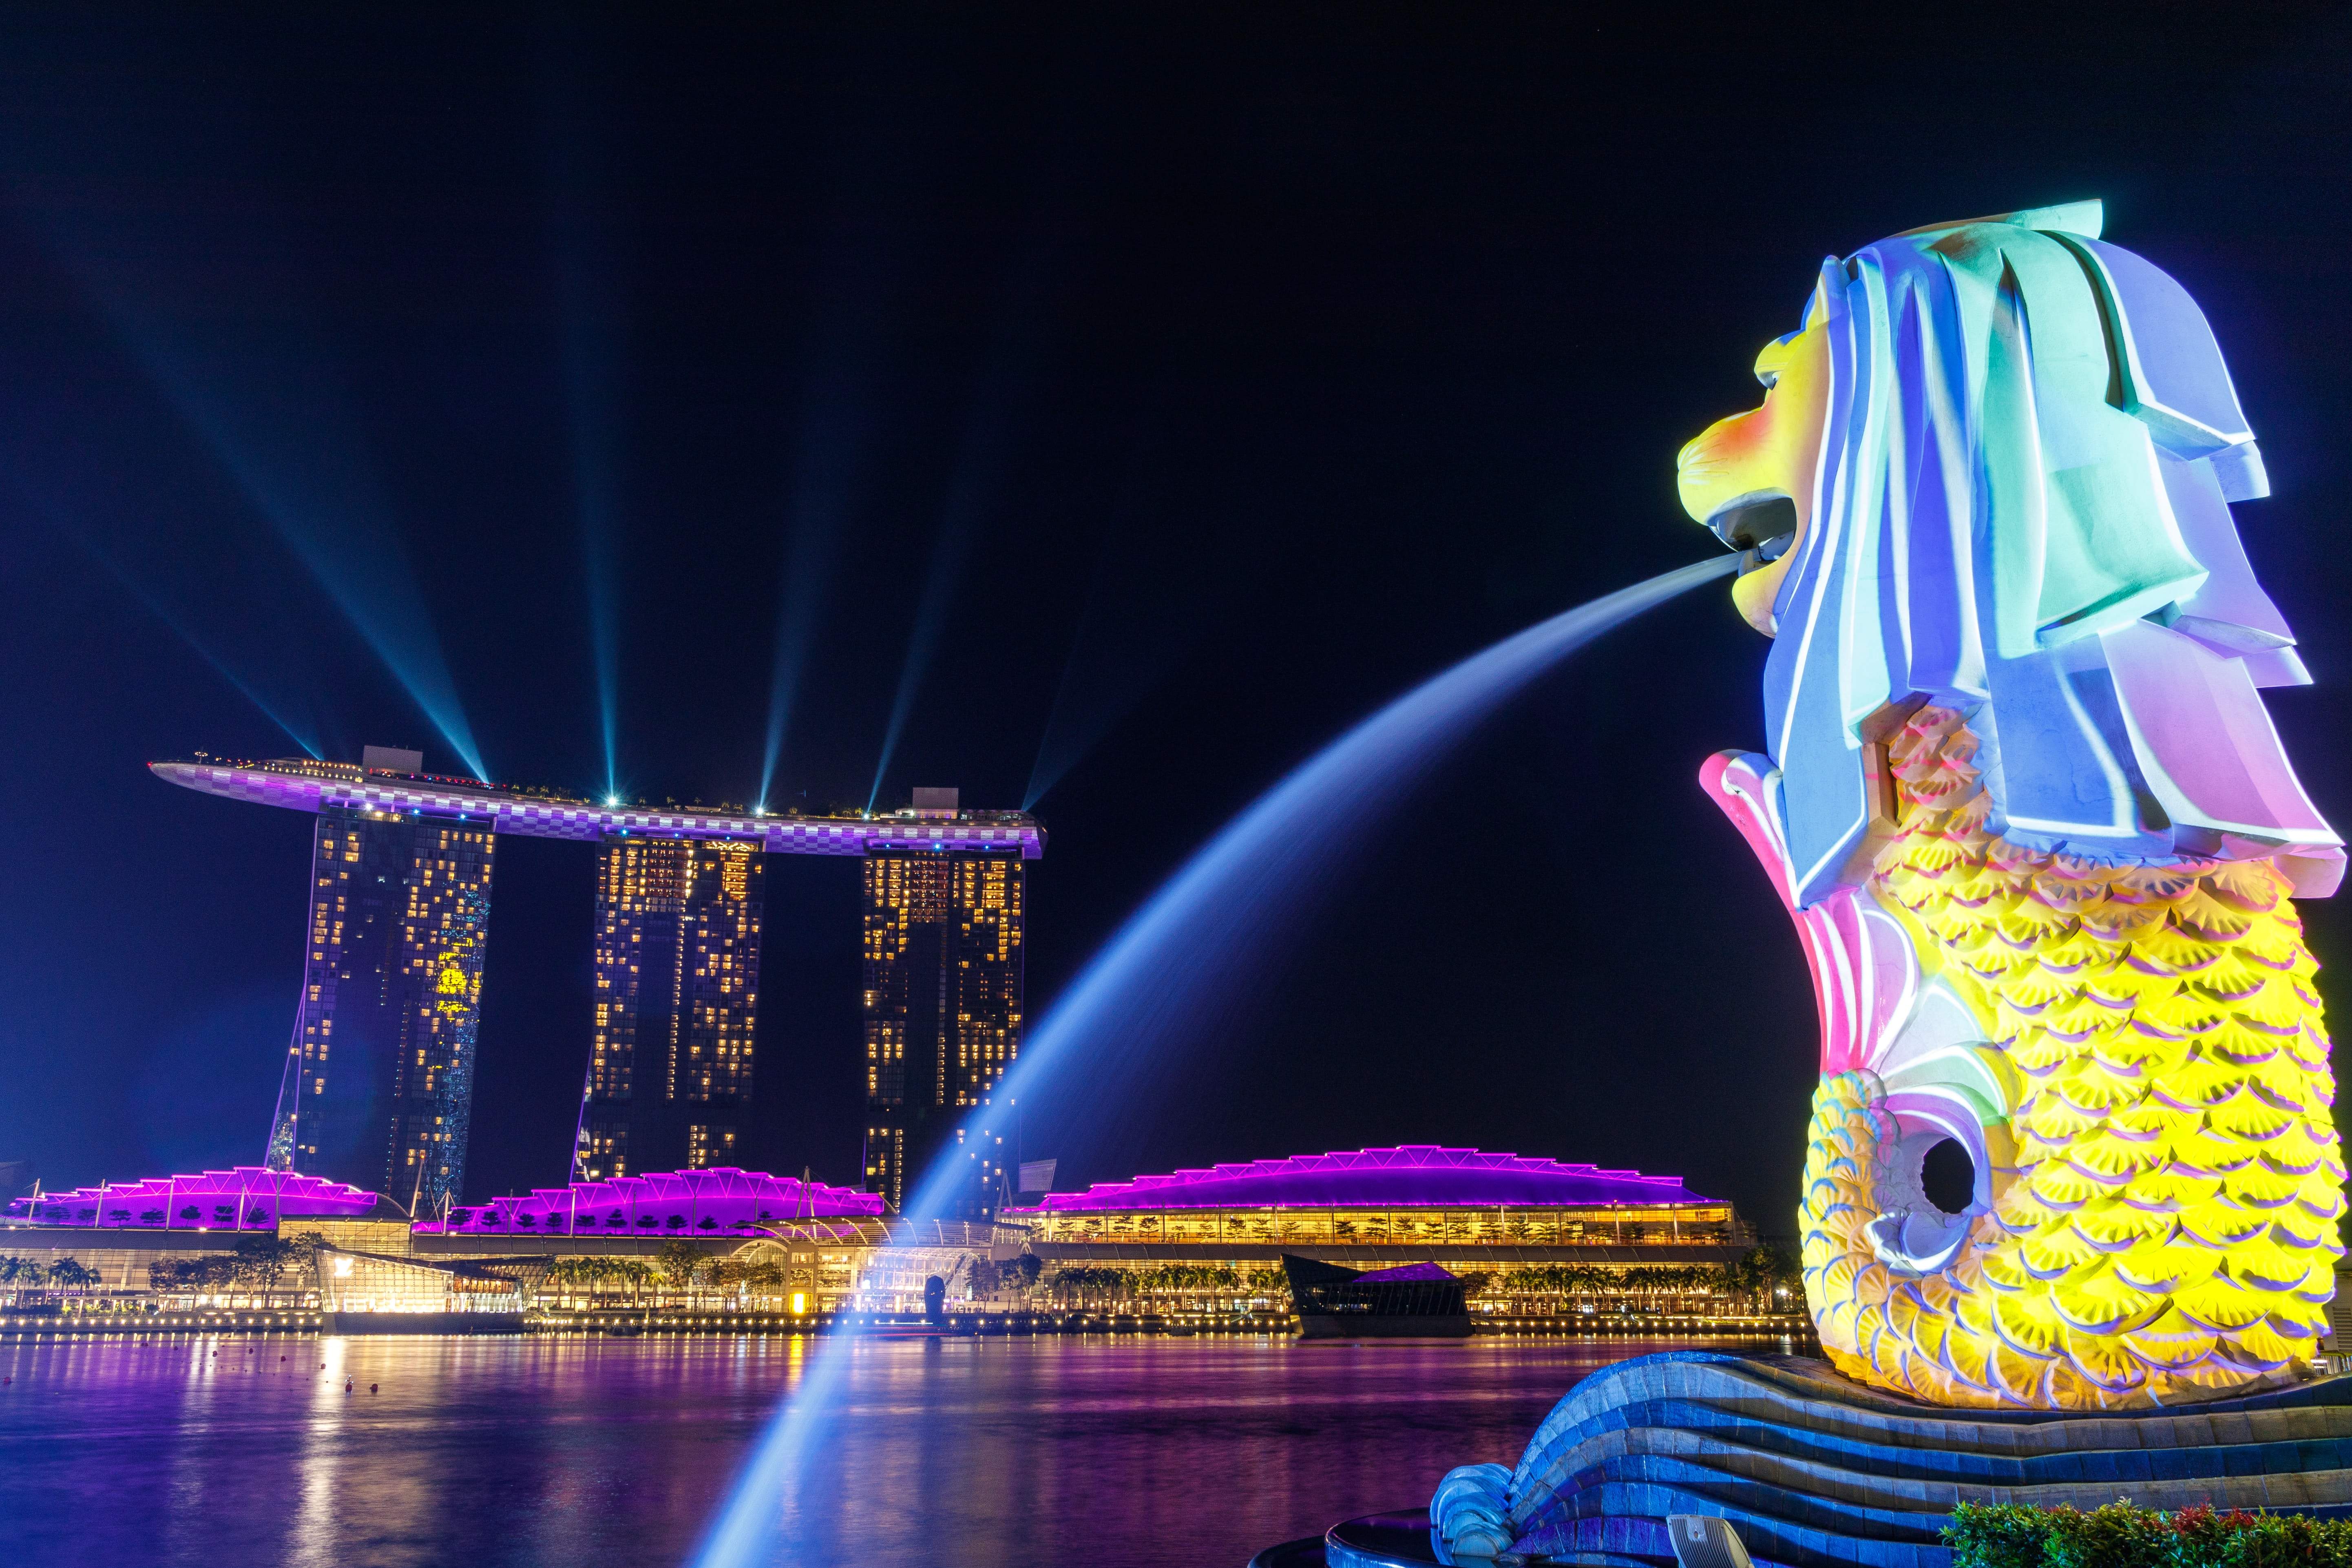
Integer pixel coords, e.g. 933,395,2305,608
151,752,1044,857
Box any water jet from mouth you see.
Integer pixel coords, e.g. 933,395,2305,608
685,551,1739,1568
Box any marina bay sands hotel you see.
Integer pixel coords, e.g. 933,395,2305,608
152,747,1041,1216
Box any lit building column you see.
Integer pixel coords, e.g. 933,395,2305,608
862,816,1024,1215
574,833,763,1180
268,803,493,1215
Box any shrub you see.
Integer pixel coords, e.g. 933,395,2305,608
1947,1504,2063,1568
2041,1504,2174,1568
1945,1502,2352,1568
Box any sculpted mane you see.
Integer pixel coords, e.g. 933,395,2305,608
1684,201,2345,1411
1748,199,2339,907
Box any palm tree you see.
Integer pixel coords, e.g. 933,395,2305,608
48,1258,97,1301
547,1256,610,1307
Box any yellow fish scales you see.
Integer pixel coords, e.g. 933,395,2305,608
1799,705,2343,1409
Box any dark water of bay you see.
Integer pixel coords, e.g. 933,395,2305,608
0,1331,1791,1566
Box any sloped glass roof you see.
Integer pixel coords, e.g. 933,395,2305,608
1005,1146,1712,1213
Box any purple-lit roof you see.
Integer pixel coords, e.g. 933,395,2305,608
3,1167,378,1230
1004,1147,1715,1213
416,1168,884,1236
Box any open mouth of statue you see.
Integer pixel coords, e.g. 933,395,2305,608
1706,494,1797,575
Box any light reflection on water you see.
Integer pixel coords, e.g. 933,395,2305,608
0,1333,1787,1566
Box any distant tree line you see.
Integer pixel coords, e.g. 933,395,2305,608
1039,1263,1286,1306
544,1245,804,1303
1490,1244,1800,1307
0,1255,100,1299
988,1244,1803,1312
965,1256,1044,1297
147,1235,322,1303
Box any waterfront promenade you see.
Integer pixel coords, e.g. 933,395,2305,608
0,1304,1812,1339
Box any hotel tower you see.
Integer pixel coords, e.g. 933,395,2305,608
862,788,1027,1214
573,834,764,1180
265,749,495,1214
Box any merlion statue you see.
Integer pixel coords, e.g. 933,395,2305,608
1680,200,2345,1410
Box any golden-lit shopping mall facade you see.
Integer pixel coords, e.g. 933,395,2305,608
997,1147,1763,1314
5,1150,1778,1322
419,1147,1757,1313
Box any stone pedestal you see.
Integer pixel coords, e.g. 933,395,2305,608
1416,1352,2352,1568
1258,1352,2352,1568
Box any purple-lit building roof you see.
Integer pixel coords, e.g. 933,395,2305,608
1003,1147,1718,1213
150,758,1044,858
416,1168,884,1237
3,1167,379,1230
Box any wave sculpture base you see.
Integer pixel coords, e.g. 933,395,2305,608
1253,1351,2352,1568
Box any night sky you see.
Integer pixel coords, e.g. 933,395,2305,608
4,6,2351,1239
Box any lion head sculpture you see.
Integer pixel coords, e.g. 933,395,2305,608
1678,199,2339,910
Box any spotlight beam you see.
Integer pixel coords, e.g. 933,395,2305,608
46,506,323,759
544,33,629,804
1023,420,1195,810
867,179,1074,814
867,323,1048,813
759,389,869,810
28,211,489,781
867,486,984,816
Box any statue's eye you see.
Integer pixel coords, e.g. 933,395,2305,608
1757,368,1781,391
